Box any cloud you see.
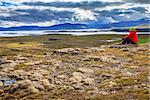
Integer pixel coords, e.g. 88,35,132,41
95,3,149,11
124,0,149,4
0,20,59,27
72,9,97,21
22,1,123,10
1,0,123,3
0,8,73,23
0,0,149,27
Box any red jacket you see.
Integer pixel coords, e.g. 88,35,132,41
125,31,138,43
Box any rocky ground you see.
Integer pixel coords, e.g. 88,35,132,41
0,35,149,100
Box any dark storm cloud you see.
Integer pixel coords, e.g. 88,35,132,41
22,1,123,9
0,9,73,23
0,0,149,26
125,0,149,4
95,9,134,17
129,7,148,13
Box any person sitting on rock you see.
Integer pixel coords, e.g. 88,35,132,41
121,28,138,45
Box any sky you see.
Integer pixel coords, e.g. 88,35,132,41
0,0,149,27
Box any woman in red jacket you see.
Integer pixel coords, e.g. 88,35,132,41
121,28,138,44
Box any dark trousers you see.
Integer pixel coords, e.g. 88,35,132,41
122,38,136,44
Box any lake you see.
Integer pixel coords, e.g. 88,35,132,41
0,30,149,37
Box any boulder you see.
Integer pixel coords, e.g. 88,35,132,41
0,81,3,87
57,75,66,79
130,66,139,69
72,72,84,82
32,81,45,91
108,81,117,87
41,79,56,90
83,78,94,85
28,85,39,94
7,80,40,94
52,48,80,55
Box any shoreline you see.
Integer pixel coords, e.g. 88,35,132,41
0,34,149,49
0,31,149,37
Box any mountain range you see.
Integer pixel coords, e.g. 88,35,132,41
0,18,149,31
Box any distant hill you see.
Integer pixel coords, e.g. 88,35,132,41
89,18,150,29
134,24,150,29
0,18,149,31
0,23,87,31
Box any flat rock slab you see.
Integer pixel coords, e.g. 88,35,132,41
109,44,137,48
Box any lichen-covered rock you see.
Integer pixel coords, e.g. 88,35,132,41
0,42,149,100
72,72,85,82
130,66,139,69
53,48,80,55
57,75,66,79
0,81,3,87
100,56,120,63
41,79,56,90
32,81,45,91
5,80,40,95
83,78,94,85
78,68,94,74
